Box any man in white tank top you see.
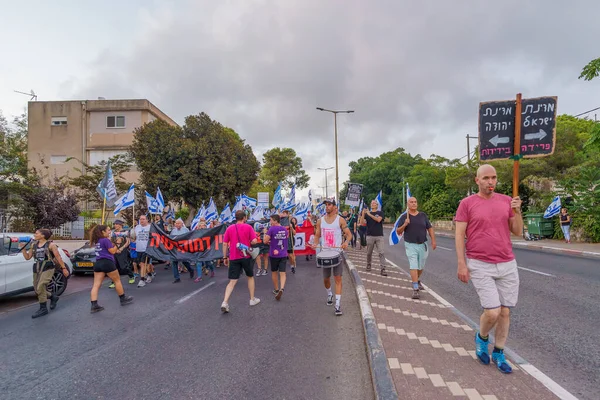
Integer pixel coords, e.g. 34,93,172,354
310,198,353,316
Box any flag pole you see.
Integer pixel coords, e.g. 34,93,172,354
101,197,107,225
132,193,136,228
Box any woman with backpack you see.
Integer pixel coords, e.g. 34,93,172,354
22,228,70,318
89,225,134,313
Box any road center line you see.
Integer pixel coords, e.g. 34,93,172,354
517,266,556,278
175,281,216,304
436,246,453,251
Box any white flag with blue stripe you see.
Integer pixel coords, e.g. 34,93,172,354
145,191,160,214
205,198,218,222
113,184,135,216
232,196,243,212
272,184,283,209
406,183,412,199
389,211,407,246
250,206,265,221
242,194,257,209
293,202,309,224
376,190,383,211
156,187,165,213
543,196,561,219
191,203,205,230
282,185,296,211
219,203,232,223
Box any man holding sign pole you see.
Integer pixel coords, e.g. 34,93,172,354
455,164,523,374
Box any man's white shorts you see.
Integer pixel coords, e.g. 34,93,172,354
467,258,519,309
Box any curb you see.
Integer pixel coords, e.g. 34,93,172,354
345,257,399,400
435,232,600,260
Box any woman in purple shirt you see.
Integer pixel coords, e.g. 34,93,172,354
89,225,134,313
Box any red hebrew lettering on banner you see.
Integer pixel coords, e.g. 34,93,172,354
293,219,316,256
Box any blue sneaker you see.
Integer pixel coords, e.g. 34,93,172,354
475,332,490,365
492,351,513,374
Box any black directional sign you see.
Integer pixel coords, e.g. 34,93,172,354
478,96,557,161
478,100,516,161
519,96,557,158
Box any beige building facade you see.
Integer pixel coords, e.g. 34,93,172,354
27,99,177,183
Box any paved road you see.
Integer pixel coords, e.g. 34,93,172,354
0,258,374,400
383,232,600,400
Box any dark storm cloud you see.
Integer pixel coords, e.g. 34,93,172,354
65,0,600,182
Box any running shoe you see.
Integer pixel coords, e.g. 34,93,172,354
137,280,146,288
326,294,334,306
492,350,512,374
411,290,420,300
272,289,279,295
221,302,230,313
146,276,153,283
261,269,268,276
109,283,115,289
475,332,490,365
366,265,372,271
194,277,203,283
134,273,140,278
255,270,262,277
173,278,181,283
418,281,425,291
380,268,388,277
128,277,136,284
249,297,261,306
291,266,296,274
335,306,343,316
276,289,283,301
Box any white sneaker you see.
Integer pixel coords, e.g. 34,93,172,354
146,276,152,283
137,280,146,288
261,269,268,276
255,270,262,277
249,297,261,306
220,302,229,313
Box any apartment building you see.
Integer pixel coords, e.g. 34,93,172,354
27,99,177,182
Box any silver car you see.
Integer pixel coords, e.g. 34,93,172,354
0,233,73,298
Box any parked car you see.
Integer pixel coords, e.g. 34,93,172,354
71,241,165,276
0,233,73,298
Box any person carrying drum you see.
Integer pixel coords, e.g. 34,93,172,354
310,198,353,316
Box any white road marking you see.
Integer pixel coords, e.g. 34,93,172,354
518,266,556,278
437,246,454,251
175,281,215,304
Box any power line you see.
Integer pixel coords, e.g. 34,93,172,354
574,106,600,118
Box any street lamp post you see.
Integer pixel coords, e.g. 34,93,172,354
316,107,354,203
317,166,334,198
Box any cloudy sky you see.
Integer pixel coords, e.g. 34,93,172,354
1,0,599,201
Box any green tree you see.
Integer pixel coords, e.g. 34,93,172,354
256,147,310,191
579,57,600,81
67,154,134,205
130,113,259,218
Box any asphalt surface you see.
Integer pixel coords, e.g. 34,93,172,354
0,258,374,400
383,232,600,400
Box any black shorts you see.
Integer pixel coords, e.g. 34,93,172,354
259,245,269,255
228,258,254,280
136,252,149,264
94,258,117,273
270,257,287,272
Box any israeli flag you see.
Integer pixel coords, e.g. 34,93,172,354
308,189,313,206
113,184,135,216
165,207,175,221
242,194,257,209
145,191,160,214
315,202,326,216
282,185,296,210
156,187,165,213
389,211,408,246
250,206,264,221
232,196,243,212
272,184,283,209
205,198,218,222
294,202,309,224
376,190,383,211
543,196,561,219
190,204,205,230
358,198,364,212
219,203,232,223
406,183,412,199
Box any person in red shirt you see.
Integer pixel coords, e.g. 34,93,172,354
455,164,523,374
220,210,261,313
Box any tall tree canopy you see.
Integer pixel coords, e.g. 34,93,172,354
579,57,600,81
130,112,259,212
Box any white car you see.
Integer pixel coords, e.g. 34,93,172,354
0,233,73,298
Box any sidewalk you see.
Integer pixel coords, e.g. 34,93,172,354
345,248,571,400
434,229,600,260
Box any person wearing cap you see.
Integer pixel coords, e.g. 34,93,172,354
111,219,136,285
362,200,388,276
170,218,195,283
310,198,353,316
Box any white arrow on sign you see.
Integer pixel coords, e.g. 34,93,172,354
489,134,510,147
524,129,547,141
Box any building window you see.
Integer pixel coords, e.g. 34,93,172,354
51,116,67,126
50,155,68,164
106,115,126,128
89,150,129,166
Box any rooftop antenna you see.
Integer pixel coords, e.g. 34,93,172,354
14,89,37,101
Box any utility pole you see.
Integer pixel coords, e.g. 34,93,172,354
317,166,334,198
466,134,478,162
